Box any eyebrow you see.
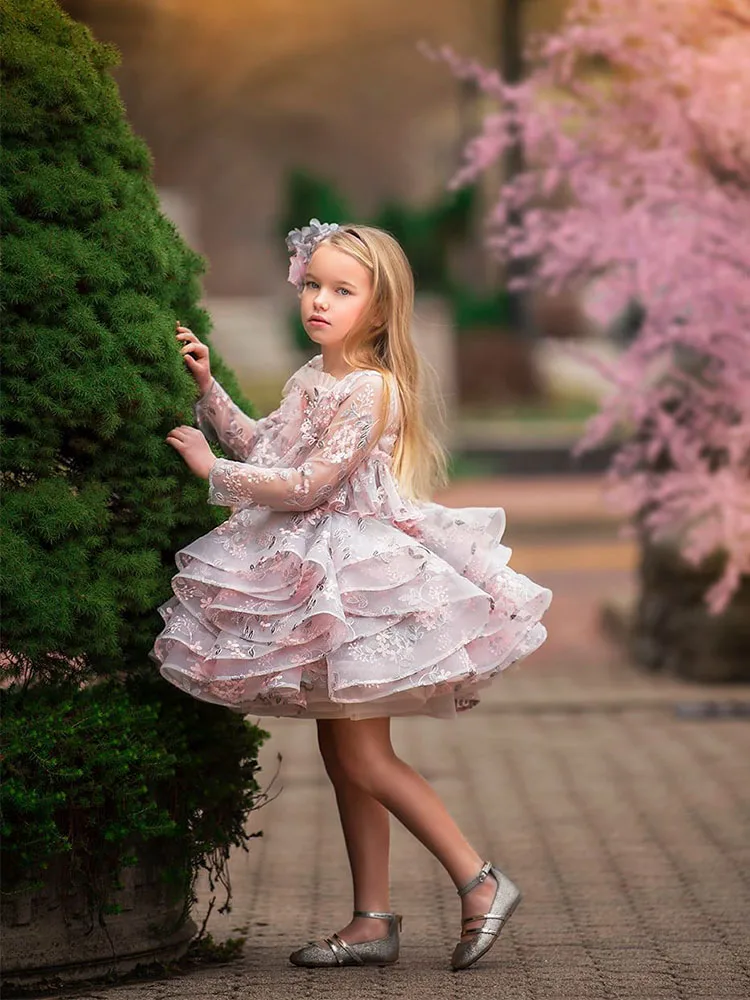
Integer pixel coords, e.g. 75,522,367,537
305,270,358,289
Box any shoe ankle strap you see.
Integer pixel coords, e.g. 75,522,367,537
456,860,493,897
353,909,396,920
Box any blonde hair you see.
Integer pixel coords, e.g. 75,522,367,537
310,224,449,502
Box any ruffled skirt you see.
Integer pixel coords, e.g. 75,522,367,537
149,501,552,719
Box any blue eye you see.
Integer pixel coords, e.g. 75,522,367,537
305,280,319,289
337,288,351,296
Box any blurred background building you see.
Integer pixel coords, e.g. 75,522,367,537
62,0,566,291
61,0,612,442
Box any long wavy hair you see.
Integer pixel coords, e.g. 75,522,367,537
310,224,449,501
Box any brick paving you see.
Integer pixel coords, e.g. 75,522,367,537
54,479,750,999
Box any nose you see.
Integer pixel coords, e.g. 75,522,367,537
312,288,328,311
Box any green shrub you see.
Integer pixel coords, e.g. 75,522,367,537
450,285,514,333
0,675,269,927
0,0,268,928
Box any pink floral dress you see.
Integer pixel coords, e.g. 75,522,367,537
149,354,552,719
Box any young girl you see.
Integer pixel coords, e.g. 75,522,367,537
151,221,552,971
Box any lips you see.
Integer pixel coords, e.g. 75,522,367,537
309,315,330,325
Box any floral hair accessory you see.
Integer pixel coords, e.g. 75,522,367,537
286,218,340,290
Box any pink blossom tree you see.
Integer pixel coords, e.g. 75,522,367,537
429,0,750,612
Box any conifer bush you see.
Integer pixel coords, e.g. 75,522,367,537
0,0,269,932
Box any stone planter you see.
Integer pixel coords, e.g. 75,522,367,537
629,540,750,682
1,853,197,987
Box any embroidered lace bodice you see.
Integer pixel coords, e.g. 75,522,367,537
194,354,417,521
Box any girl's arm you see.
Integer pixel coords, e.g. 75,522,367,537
194,378,284,463
206,373,386,511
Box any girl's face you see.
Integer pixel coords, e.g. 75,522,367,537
300,244,373,347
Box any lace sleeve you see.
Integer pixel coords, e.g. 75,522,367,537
206,373,387,510
194,378,283,463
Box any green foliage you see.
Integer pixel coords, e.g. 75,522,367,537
0,673,269,920
278,170,352,245
1,0,256,683
450,285,514,333
279,169,476,295
371,186,476,293
0,0,269,932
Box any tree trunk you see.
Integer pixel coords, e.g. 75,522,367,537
630,540,750,683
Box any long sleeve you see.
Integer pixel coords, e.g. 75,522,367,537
194,377,284,462
207,373,387,511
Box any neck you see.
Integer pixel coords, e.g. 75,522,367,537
320,346,353,378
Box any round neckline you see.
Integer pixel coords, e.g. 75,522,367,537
308,354,359,387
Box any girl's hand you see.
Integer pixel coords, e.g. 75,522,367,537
176,321,213,396
165,425,216,480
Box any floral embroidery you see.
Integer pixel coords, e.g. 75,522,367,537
206,373,390,511
150,354,552,719
194,378,284,462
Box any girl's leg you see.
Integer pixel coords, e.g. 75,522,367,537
315,719,392,944
327,716,499,937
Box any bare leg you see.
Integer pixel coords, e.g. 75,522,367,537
315,719,392,943
327,716,499,938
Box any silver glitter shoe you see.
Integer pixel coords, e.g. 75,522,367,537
289,910,402,967
451,860,521,971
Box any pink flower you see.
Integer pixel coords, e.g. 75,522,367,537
285,218,341,290
287,251,307,289
435,0,750,612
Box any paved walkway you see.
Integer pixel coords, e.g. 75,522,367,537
65,478,750,998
